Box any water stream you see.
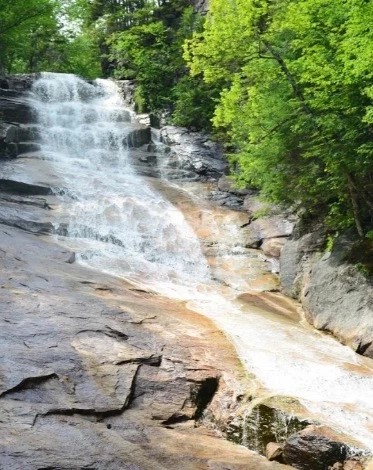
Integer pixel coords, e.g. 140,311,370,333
30,73,373,452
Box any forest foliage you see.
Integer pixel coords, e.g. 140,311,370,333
185,0,373,236
0,0,372,236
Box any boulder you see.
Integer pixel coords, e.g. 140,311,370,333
266,442,284,462
159,126,227,180
262,238,287,258
242,215,295,249
124,124,151,148
283,425,348,470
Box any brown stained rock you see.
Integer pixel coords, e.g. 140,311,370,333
343,460,364,470
266,442,284,462
0,223,292,469
241,215,295,249
261,237,287,258
283,425,349,470
363,459,373,470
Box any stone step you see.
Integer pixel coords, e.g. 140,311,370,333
0,158,60,194
1,124,40,143
131,165,161,178
0,89,34,124
0,179,53,195
123,125,151,148
0,198,54,234
17,142,42,154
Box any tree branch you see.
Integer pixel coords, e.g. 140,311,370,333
261,39,313,117
0,5,51,36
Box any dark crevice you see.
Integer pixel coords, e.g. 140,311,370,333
104,326,129,340
161,414,191,426
192,376,219,420
356,340,372,355
116,355,162,367
0,373,58,398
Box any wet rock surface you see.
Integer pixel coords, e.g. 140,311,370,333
159,125,227,180
0,74,298,469
0,221,293,469
0,75,37,125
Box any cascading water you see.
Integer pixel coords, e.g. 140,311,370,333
30,73,373,453
30,73,209,289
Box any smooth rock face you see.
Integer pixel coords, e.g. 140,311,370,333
0,222,292,469
280,231,373,358
283,425,348,470
303,254,373,357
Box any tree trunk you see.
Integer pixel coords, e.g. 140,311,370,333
347,173,364,238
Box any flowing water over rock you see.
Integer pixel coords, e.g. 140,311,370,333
29,73,373,454
30,73,209,289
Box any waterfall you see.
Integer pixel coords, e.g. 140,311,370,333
29,73,373,453
29,73,210,288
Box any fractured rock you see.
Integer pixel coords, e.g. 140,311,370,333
283,425,348,470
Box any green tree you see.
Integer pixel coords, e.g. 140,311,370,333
0,0,57,73
185,0,373,235
0,0,101,78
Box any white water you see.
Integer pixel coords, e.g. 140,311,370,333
30,73,373,452
30,73,209,287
